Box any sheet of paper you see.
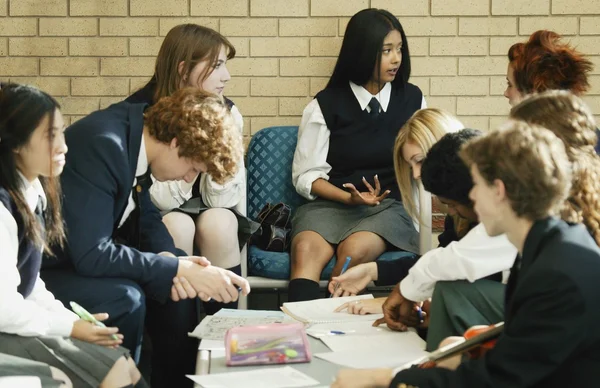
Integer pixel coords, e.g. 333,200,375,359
282,295,383,324
306,320,391,339
320,329,426,353
314,346,429,369
186,366,320,388
189,309,290,341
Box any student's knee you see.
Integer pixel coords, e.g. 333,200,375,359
49,366,73,388
119,282,146,315
196,208,238,245
107,281,146,330
336,232,386,264
336,239,372,263
291,233,332,268
162,212,195,254
126,357,142,384
432,280,470,302
100,356,132,388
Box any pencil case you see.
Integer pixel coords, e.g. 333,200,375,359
225,323,312,366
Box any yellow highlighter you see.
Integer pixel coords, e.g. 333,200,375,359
70,301,119,340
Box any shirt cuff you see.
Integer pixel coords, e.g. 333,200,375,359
295,170,329,200
48,311,78,337
399,276,426,302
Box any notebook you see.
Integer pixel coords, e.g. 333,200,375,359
281,295,384,324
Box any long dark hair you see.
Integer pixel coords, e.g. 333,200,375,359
0,83,65,252
326,8,411,89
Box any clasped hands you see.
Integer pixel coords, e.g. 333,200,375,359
158,252,250,303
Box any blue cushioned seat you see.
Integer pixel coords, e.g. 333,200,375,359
246,126,416,280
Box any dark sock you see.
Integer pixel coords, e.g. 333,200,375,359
202,264,242,315
288,278,321,302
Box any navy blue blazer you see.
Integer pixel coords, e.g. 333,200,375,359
391,217,600,388
54,101,179,303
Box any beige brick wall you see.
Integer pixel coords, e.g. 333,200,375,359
1,0,599,138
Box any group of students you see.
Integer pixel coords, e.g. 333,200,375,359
0,24,252,388
1,6,600,388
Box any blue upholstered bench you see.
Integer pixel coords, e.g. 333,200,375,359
244,126,418,282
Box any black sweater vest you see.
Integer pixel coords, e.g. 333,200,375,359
315,83,422,200
0,186,41,298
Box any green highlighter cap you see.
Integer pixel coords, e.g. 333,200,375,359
70,301,119,341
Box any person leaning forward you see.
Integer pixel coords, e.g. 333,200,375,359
40,88,250,388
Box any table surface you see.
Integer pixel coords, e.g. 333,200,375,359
195,336,342,387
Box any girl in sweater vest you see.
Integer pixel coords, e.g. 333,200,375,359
289,8,426,302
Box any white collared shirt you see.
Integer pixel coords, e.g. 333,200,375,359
118,133,149,227
149,105,246,210
292,81,427,200
399,223,517,302
0,176,78,337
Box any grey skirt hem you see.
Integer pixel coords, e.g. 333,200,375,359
0,353,61,388
291,198,419,254
0,334,129,388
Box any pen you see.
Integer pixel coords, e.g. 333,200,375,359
416,305,424,324
69,301,119,340
330,256,352,298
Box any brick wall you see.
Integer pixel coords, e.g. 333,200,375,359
1,0,599,141
2,1,598,234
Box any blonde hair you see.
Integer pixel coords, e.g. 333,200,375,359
393,108,464,224
510,90,600,245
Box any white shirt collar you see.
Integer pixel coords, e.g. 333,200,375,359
135,133,149,179
18,172,47,213
349,81,392,112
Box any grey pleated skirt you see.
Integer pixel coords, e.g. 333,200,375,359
0,334,129,388
167,197,260,250
0,353,62,388
291,198,419,253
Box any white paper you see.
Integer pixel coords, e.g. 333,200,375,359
315,346,429,369
306,321,391,339
190,309,289,341
282,295,383,324
186,366,320,388
320,330,425,353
